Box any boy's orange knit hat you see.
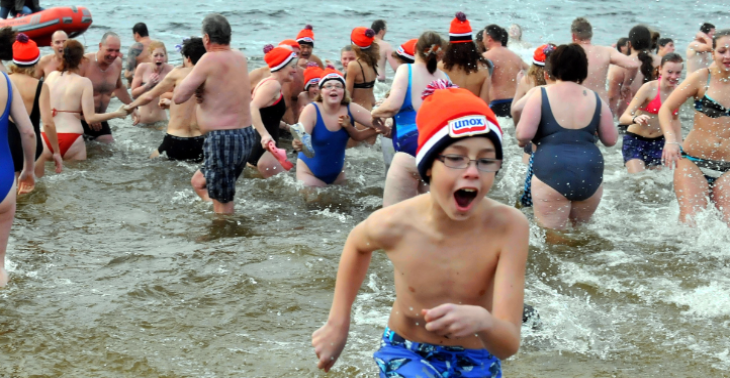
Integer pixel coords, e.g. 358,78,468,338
449,12,472,43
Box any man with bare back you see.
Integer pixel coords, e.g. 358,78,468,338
570,17,638,113
79,32,134,143
173,13,262,215
124,22,154,87
482,24,528,118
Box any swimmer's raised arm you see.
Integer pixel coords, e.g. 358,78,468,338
515,88,542,147
312,210,397,372
174,55,209,104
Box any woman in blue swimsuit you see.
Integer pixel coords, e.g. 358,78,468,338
371,31,449,207
1,68,37,287
516,44,617,231
660,29,730,224
295,68,380,187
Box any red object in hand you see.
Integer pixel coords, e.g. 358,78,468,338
267,141,294,171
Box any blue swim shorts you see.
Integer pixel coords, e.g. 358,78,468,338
201,127,256,203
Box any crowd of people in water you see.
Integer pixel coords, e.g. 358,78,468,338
1,10,729,377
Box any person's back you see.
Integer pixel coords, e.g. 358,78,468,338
166,66,199,136
484,47,523,101
439,13,490,104
45,71,86,133
8,73,37,118
192,48,251,131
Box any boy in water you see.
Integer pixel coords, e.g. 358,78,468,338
312,83,528,377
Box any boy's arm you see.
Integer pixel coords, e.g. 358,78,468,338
312,214,388,372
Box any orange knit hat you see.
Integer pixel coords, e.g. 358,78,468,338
279,39,301,50
449,12,473,43
12,33,40,66
351,27,376,49
296,25,315,45
304,62,323,89
532,43,556,66
396,39,417,62
263,45,296,72
415,80,502,182
318,68,345,88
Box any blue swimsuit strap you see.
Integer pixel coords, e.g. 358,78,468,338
1,71,11,120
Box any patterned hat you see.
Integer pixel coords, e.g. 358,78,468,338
296,25,315,45
318,68,346,88
415,80,502,182
396,39,417,61
532,43,555,66
264,45,296,72
351,27,375,49
279,39,301,50
449,12,472,43
13,33,40,66
304,62,323,90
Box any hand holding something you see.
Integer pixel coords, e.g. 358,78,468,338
292,139,303,152
662,142,682,170
312,321,349,373
422,304,492,339
17,169,35,195
52,153,63,174
116,105,129,118
90,122,102,131
338,115,352,129
260,134,273,150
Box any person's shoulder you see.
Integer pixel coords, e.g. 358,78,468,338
481,199,529,233
363,196,424,247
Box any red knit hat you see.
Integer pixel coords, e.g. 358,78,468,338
415,80,502,182
318,68,345,88
396,39,417,62
13,33,40,66
449,12,472,43
304,62,323,90
264,45,296,72
279,39,301,50
532,43,555,66
351,27,375,49
296,25,315,45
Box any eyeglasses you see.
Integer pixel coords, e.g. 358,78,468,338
436,154,502,172
322,84,344,90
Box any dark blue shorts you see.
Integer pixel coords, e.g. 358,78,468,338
622,132,664,167
200,127,256,203
373,327,502,378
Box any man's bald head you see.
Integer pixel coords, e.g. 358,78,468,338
101,31,120,45
99,31,122,63
51,30,68,55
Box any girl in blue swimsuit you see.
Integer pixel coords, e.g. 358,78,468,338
371,31,449,207
1,70,38,287
295,68,380,187
516,44,617,231
659,29,730,224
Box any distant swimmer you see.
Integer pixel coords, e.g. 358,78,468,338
339,45,356,71
569,17,638,114
438,12,490,104
37,40,128,174
371,19,398,81
7,34,62,178
35,30,67,79
247,45,298,177
608,25,661,118
482,24,528,117
130,41,174,125
619,53,683,174
293,68,380,187
297,62,322,114
125,38,207,162
686,22,715,74
295,25,324,69
657,38,675,58
173,13,256,215
78,32,135,144
516,44,617,232
0,43,37,287
346,27,379,146
508,24,531,49
124,22,154,87
660,30,730,225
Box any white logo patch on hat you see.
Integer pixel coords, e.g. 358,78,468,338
448,115,489,138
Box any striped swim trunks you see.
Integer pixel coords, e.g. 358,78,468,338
200,127,256,203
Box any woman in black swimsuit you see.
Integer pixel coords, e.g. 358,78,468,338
660,29,730,225
346,27,379,146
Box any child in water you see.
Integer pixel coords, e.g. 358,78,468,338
312,81,529,377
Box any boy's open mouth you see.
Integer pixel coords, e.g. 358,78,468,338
454,188,477,210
